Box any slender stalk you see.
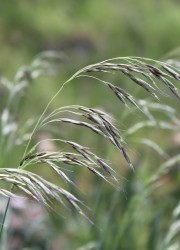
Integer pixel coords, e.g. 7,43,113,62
0,184,14,248
0,198,10,238
22,75,73,158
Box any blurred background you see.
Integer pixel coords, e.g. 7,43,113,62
0,0,180,249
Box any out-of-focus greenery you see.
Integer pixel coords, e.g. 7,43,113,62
0,0,180,250
1,0,180,115
1,0,180,110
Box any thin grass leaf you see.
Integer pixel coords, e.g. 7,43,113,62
139,138,168,157
147,154,180,185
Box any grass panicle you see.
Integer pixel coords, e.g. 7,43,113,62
0,55,179,237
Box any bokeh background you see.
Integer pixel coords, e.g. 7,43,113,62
0,0,180,249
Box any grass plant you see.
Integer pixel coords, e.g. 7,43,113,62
0,53,179,249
